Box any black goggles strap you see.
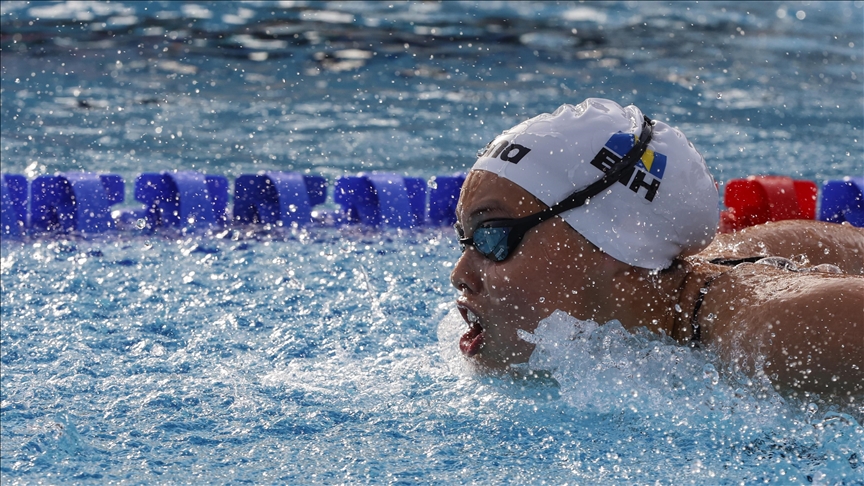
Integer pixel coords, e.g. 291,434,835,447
505,115,655,230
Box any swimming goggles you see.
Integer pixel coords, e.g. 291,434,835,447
457,115,655,262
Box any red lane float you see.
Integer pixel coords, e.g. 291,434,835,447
720,176,817,233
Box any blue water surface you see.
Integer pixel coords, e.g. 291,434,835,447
2,1,863,484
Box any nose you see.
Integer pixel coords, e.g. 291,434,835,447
450,248,483,295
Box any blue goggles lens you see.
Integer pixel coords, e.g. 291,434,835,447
458,224,514,262
457,220,529,262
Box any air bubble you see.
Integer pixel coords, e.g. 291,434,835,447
702,363,719,387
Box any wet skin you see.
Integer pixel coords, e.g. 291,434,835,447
701,219,864,275
451,170,864,395
450,170,680,371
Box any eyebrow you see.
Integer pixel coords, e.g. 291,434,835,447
456,204,511,233
470,204,505,218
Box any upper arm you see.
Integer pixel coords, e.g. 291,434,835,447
706,271,864,395
759,278,863,394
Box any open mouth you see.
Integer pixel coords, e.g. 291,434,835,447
458,307,485,357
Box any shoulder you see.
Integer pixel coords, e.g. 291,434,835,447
717,263,863,308
679,258,864,350
706,262,863,324
700,220,864,275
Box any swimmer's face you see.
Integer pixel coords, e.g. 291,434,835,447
450,170,622,371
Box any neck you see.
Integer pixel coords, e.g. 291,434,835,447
604,261,690,336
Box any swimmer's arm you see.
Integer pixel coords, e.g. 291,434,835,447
700,220,864,275
702,274,864,395
727,277,864,396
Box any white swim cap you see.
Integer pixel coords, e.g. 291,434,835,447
472,98,719,270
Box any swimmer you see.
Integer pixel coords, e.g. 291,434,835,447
451,99,864,397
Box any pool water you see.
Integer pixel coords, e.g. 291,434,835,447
2,1,863,483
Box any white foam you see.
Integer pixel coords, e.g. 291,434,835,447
437,307,863,479
436,307,475,377
519,310,782,417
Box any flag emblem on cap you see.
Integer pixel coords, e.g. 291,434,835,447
590,133,667,202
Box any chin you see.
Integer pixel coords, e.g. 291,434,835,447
468,346,534,373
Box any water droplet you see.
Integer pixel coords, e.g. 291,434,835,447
151,343,166,357
135,218,146,229
705,313,716,322
674,304,683,313
143,240,153,250
538,297,545,303
792,254,809,266
702,363,719,386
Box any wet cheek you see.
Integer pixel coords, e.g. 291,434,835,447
483,266,510,298
486,262,540,295
481,269,533,319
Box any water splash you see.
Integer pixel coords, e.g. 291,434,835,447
439,308,864,482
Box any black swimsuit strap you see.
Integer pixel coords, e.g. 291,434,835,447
708,255,765,266
690,255,804,345
690,256,768,344
689,275,722,346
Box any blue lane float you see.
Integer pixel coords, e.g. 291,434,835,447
427,174,465,226
818,177,864,226
234,172,327,226
133,171,229,229
30,172,124,234
0,170,467,237
1,174,28,236
334,173,426,228
3,170,860,239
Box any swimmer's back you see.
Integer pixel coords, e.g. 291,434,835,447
700,220,864,275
